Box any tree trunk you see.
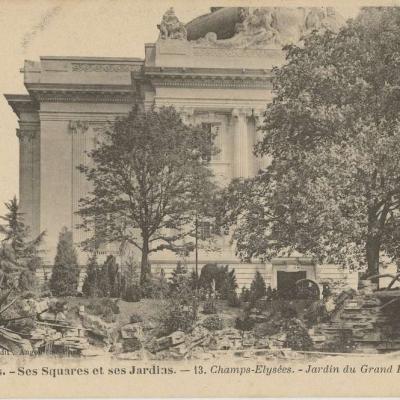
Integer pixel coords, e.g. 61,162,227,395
366,236,380,278
140,238,150,285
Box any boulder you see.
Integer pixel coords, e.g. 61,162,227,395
122,337,142,353
0,328,33,355
120,323,143,340
146,331,186,353
81,314,116,340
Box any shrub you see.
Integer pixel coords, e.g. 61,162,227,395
202,315,224,331
198,264,237,299
240,287,251,303
122,284,141,302
82,254,101,297
283,318,313,351
235,314,256,332
157,270,199,335
49,228,80,297
202,298,217,314
227,291,241,307
249,271,267,304
85,298,120,323
129,313,143,324
158,300,197,335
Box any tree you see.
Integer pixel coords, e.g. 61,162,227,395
82,254,100,297
79,106,217,284
249,271,267,303
0,197,45,290
224,8,400,276
49,227,80,296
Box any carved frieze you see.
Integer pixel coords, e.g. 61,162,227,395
71,63,141,72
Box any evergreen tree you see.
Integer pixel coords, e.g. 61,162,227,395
168,262,188,295
249,271,267,303
49,227,79,296
82,254,100,297
0,197,45,290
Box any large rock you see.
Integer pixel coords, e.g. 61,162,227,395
120,323,143,340
81,314,116,342
146,331,186,353
0,328,33,355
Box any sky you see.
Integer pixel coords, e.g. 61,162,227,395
0,0,379,216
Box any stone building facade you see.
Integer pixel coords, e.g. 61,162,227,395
5,7,358,291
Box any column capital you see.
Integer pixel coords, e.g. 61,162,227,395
231,108,253,118
16,128,37,141
69,120,90,135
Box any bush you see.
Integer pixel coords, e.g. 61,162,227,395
85,298,120,323
235,314,256,332
157,269,199,336
227,291,241,307
202,315,224,331
249,271,267,304
129,313,143,324
82,254,101,297
198,264,237,300
240,287,251,303
122,284,141,302
158,300,197,335
202,298,217,314
284,318,313,351
49,228,80,297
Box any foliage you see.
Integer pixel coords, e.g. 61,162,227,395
240,287,251,303
227,291,241,307
85,298,120,323
82,254,101,297
221,8,400,276
283,318,313,351
249,271,267,304
129,313,143,324
78,106,218,284
0,291,36,335
202,315,224,331
198,264,238,300
121,284,141,302
168,262,188,295
49,228,80,297
120,259,141,302
202,298,217,315
157,267,199,335
235,313,256,332
0,197,45,290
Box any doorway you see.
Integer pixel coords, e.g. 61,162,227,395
277,270,307,295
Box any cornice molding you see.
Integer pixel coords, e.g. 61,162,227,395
147,75,272,89
32,90,135,104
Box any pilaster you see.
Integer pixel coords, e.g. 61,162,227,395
17,121,40,238
231,108,252,178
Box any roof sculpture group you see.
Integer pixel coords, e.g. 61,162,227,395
158,7,345,49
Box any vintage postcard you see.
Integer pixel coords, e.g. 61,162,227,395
1,0,400,397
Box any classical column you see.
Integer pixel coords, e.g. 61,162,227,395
17,122,40,237
69,120,89,246
232,108,252,178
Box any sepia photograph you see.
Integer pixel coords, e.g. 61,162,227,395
1,0,400,397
